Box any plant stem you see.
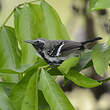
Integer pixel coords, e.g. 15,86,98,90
2,9,14,26
18,73,24,80
18,0,40,7
98,77,110,83
2,0,40,26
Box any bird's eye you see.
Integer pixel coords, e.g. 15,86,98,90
37,42,44,49
37,41,40,43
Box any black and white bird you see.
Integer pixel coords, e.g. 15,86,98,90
24,37,102,66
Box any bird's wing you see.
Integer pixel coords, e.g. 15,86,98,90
49,40,82,57
60,40,82,52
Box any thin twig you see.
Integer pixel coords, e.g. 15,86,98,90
98,77,110,83
17,0,40,7
2,9,14,26
2,0,40,26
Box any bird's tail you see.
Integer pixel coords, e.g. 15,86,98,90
82,37,102,45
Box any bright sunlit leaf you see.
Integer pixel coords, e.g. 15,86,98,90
65,69,102,88
89,0,110,12
0,87,15,110
0,26,21,70
92,44,110,76
21,73,38,110
9,70,35,110
58,57,79,74
40,69,75,110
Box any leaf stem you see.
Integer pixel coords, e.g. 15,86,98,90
98,77,110,83
2,9,14,26
18,73,24,80
38,65,50,71
17,0,40,7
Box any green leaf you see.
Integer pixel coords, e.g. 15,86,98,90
0,87,15,110
0,69,20,74
0,26,21,70
92,44,110,76
9,70,35,110
65,69,102,88
40,69,75,110
0,82,16,89
1,74,19,83
48,67,62,75
0,26,21,83
38,90,50,110
20,58,47,74
9,59,46,110
0,58,46,74
0,82,16,96
14,5,39,65
74,50,92,71
41,1,69,40
58,57,79,74
89,0,110,12
21,73,38,110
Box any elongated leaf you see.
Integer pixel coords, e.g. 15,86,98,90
89,0,110,12
21,73,38,110
0,26,21,70
0,58,46,75
38,90,50,110
1,74,19,83
58,57,79,74
41,0,69,40
74,50,92,71
0,82,16,96
20,58,47,74
9,59,45,110
0,26,21,82
0,69,20,74
48,67,62,75
0,82,16,89
92,44,110,76
65,69,102,88
14,5,39,65
0,87,15,110
9,70,35,110
40,69,75,110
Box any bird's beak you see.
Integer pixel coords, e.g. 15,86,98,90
24,40,34,44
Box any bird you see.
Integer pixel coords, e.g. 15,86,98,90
24,37,102,67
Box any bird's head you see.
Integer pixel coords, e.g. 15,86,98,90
24,38,46,52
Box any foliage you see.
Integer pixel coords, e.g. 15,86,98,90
0,0,110,110
89,0,110,12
